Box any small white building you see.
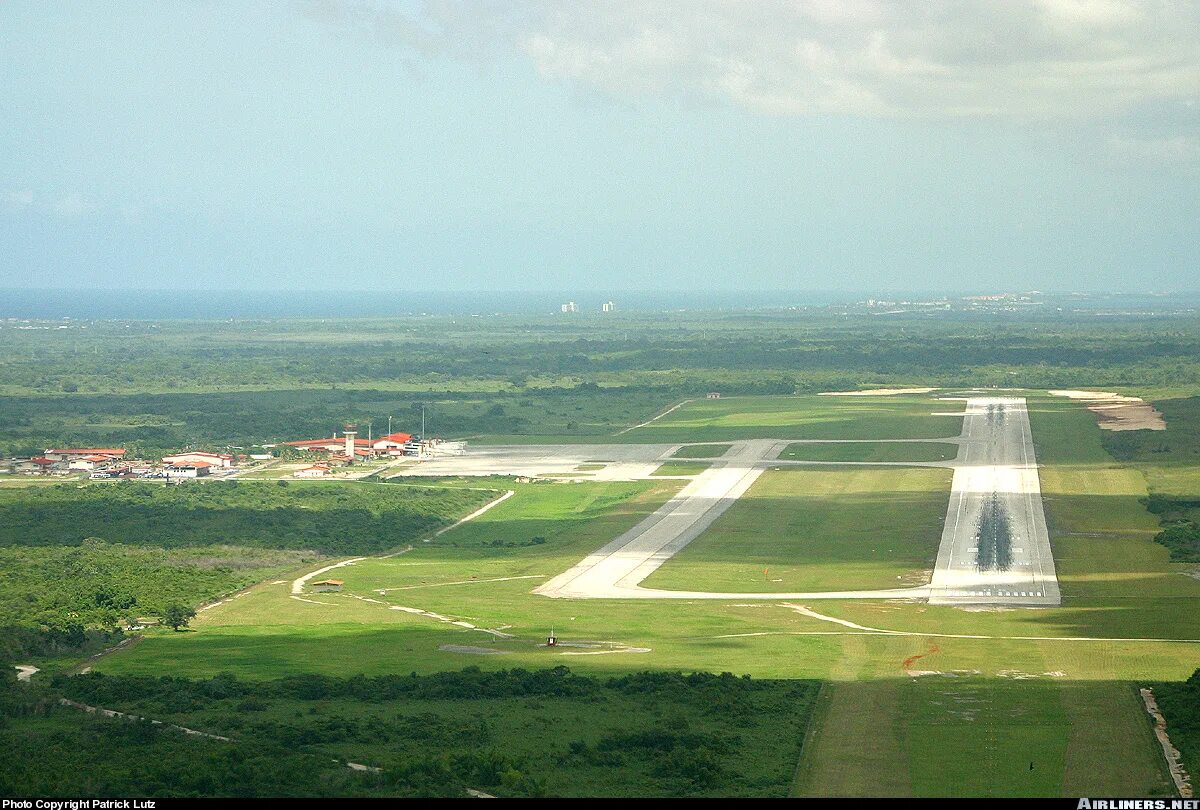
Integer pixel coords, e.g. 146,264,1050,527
294,464,331,479
164,462,211,478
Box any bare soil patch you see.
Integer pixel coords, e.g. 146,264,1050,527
1047,390,1166,431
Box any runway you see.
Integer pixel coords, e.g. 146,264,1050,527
534,396,1061,605
927,397,1060,606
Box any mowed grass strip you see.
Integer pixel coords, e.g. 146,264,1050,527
1032,398,1200,602
778,441,957,463
642,466,951,593
624,395,963,443
798,675,1174,798
651,461,710,477
672,443,732,459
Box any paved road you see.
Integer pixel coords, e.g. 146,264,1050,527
928,396,1060,606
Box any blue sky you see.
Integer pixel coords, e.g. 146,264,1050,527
1,1,1197,292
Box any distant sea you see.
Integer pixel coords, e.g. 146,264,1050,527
0,289,1193,320
0,289,867,319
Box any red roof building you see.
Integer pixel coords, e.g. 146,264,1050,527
45,448,126,459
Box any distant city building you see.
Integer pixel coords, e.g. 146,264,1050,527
602,301,615,312
561,301,578,313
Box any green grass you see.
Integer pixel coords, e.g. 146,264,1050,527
68,390,1200,798
778,441,958,463
643,467,952,592
620,395,964,443
651,462,710,477
797,675,1171,798
671,444,732,459
1029,395,1200,601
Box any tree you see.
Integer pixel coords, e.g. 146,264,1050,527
162,603,196,632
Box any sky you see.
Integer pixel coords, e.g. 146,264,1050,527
0,0,1197,294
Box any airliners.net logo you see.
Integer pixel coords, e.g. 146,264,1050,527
1078,801,1198,809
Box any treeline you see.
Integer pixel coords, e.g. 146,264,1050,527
3,314,1200,452
1150,669,1200,786
0,540,314,640
0,481,494,657
5,314,1200,394
58,666,789,707
1143,494,1200,562
0,676,456,797
0,480,495,554
0,668,819,797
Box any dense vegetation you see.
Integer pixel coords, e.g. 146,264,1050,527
4,312,1200,453
0,540,311,639
1102,397,1200,463
1143,495,1200,562
1150,669,1200,791
0,481,494,658
1,668,818,798
0,480,494,554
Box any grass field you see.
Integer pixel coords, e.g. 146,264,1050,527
617,395,965,444
796,678,1171,797
778,441,958,463
642,467,951,592
671,444,732,459
64,390,1200,797
650,461,710,477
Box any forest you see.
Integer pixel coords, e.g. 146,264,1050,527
0,667,817,798
0,481,495,658
3,311,1200,454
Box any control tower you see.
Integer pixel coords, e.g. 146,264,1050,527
343,424,357,463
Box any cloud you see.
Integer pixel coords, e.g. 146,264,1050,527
1108,133,1200,167
304,1,1200,121
2,189,35,210
53,193,96,218
0,190,100,218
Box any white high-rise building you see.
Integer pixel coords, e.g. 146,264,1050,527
601,301,615,312
561,301,578,313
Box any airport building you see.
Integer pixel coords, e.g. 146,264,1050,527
162,451,234,468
